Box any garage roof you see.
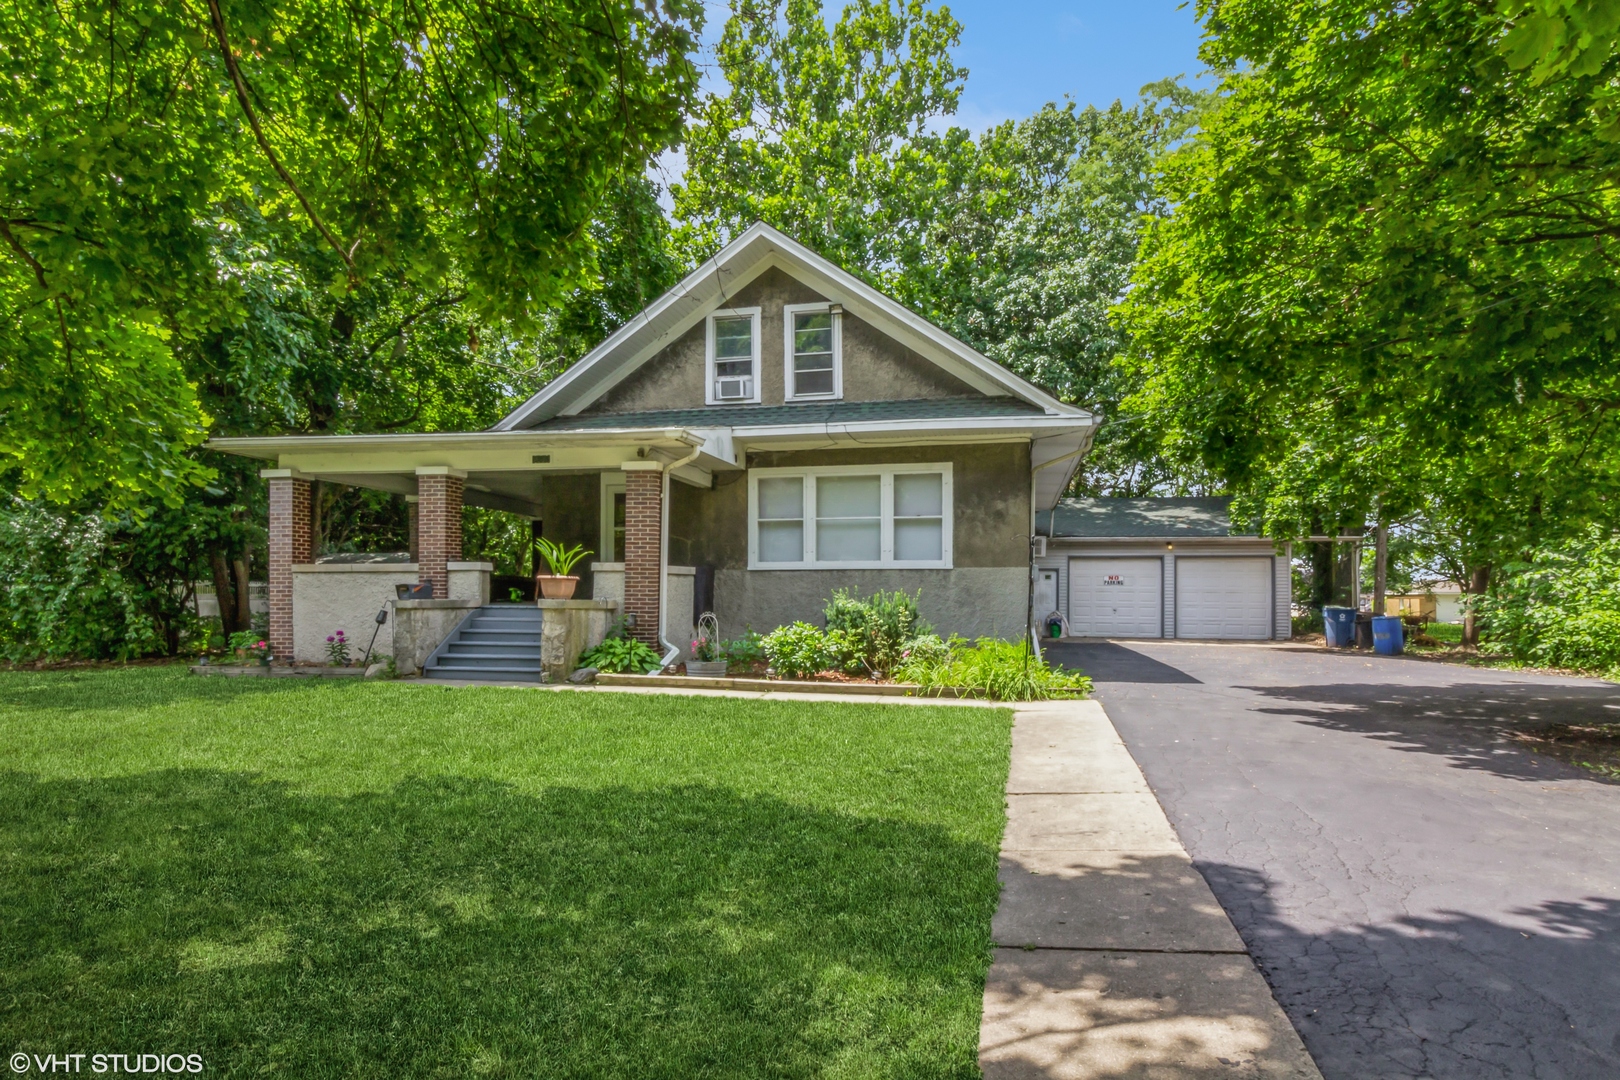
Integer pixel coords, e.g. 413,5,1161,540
1042,497,1257,538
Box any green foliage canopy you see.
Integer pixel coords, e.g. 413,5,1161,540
1120,0,1620,558
1,0,702,506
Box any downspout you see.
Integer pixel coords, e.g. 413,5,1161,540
657,443,705,672
1028,466,1041,665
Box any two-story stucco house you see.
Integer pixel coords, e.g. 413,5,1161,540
211,222,1102,676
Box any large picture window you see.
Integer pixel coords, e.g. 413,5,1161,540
705,307,761,405
783,303,842,400
748,464,953,569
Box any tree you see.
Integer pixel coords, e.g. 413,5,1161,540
677,0,1209,494
905,85,1213,496
1119,0,1620,636
1,0,702,507
672,0,966,275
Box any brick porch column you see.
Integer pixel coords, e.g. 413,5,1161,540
622,463,663,648
263,469,312,662
415,467,464,598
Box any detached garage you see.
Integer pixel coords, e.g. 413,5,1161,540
1034,498,1291,642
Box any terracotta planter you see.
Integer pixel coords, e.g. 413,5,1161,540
685,660,729,678
536,574,579,600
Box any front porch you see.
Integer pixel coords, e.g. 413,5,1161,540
218,427,738,669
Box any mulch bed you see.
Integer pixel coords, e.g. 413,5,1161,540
680,663,899,685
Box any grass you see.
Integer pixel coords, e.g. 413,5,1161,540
0,667,1012,1078
1419,621,1464,645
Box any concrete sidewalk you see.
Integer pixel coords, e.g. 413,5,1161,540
980,699,1322,1079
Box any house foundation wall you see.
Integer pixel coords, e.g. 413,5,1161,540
714,567,1028,641
292,561,491,664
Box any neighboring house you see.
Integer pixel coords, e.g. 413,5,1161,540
1386,583,1464,624
210,222,1100,665
1033,498,1292,641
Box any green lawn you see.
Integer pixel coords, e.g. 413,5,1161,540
0,668,1011,1078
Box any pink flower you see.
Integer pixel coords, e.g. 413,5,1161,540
326,635,335,643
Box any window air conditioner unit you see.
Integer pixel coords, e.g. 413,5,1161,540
716,376,752,400
1031,536,1047,557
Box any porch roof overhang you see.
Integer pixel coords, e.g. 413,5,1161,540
207,427,737,518
208,409,1098,515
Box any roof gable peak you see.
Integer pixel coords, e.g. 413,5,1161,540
494,221,1084,431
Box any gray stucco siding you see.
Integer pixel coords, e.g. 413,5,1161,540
713,567,1028,641
582,266,975,415
669,442,1031,571
667,441,1033,639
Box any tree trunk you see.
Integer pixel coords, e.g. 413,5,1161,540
1463,563,1491,646
231,556,252,631
1309,541,1336,610
1373,524,1389,617
209,549,243,637
310,480,324,558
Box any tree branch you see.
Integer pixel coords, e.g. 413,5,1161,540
203,0,356,274
361,292,468,359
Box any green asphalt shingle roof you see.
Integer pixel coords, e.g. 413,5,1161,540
531,396,1052,430
1042,497,1259,538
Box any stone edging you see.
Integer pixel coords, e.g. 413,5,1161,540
189,665,366,678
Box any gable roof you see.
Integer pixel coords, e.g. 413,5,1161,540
1042,498,1258,539
494,221,1089,431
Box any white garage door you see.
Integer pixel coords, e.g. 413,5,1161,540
1175,557,1273,639
1069,557,1163,638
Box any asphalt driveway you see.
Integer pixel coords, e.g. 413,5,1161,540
1045,640,1620,1080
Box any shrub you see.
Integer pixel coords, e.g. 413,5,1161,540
1481,529,1620,675
723,630,765,668
896,637,1092,701
762,622,852,679
900,633,953,669
578,636,663,674
823,588,930,676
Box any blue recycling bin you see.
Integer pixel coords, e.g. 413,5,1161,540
1372,615,1404,655
1323,606,1357,649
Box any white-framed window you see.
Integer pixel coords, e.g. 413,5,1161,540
705,306,762,405
782,302,842,400
748,463,953,569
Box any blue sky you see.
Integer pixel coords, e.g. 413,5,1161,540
690,0,1208,131
656,1,1208,193
943,0,1208,130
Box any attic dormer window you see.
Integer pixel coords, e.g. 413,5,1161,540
706,307,761,405
784,303,841,400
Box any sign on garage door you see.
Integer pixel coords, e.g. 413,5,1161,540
1069,557,1163,637
1175,557,1273,639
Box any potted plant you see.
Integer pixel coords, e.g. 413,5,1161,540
248,639,273,667
535,538,592,600
686,613,729,677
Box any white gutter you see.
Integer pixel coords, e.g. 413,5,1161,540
656,444,705,672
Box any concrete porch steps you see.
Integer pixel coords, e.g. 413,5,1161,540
422,604,544,683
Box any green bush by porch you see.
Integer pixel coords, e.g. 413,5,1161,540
0,668,1010,1078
